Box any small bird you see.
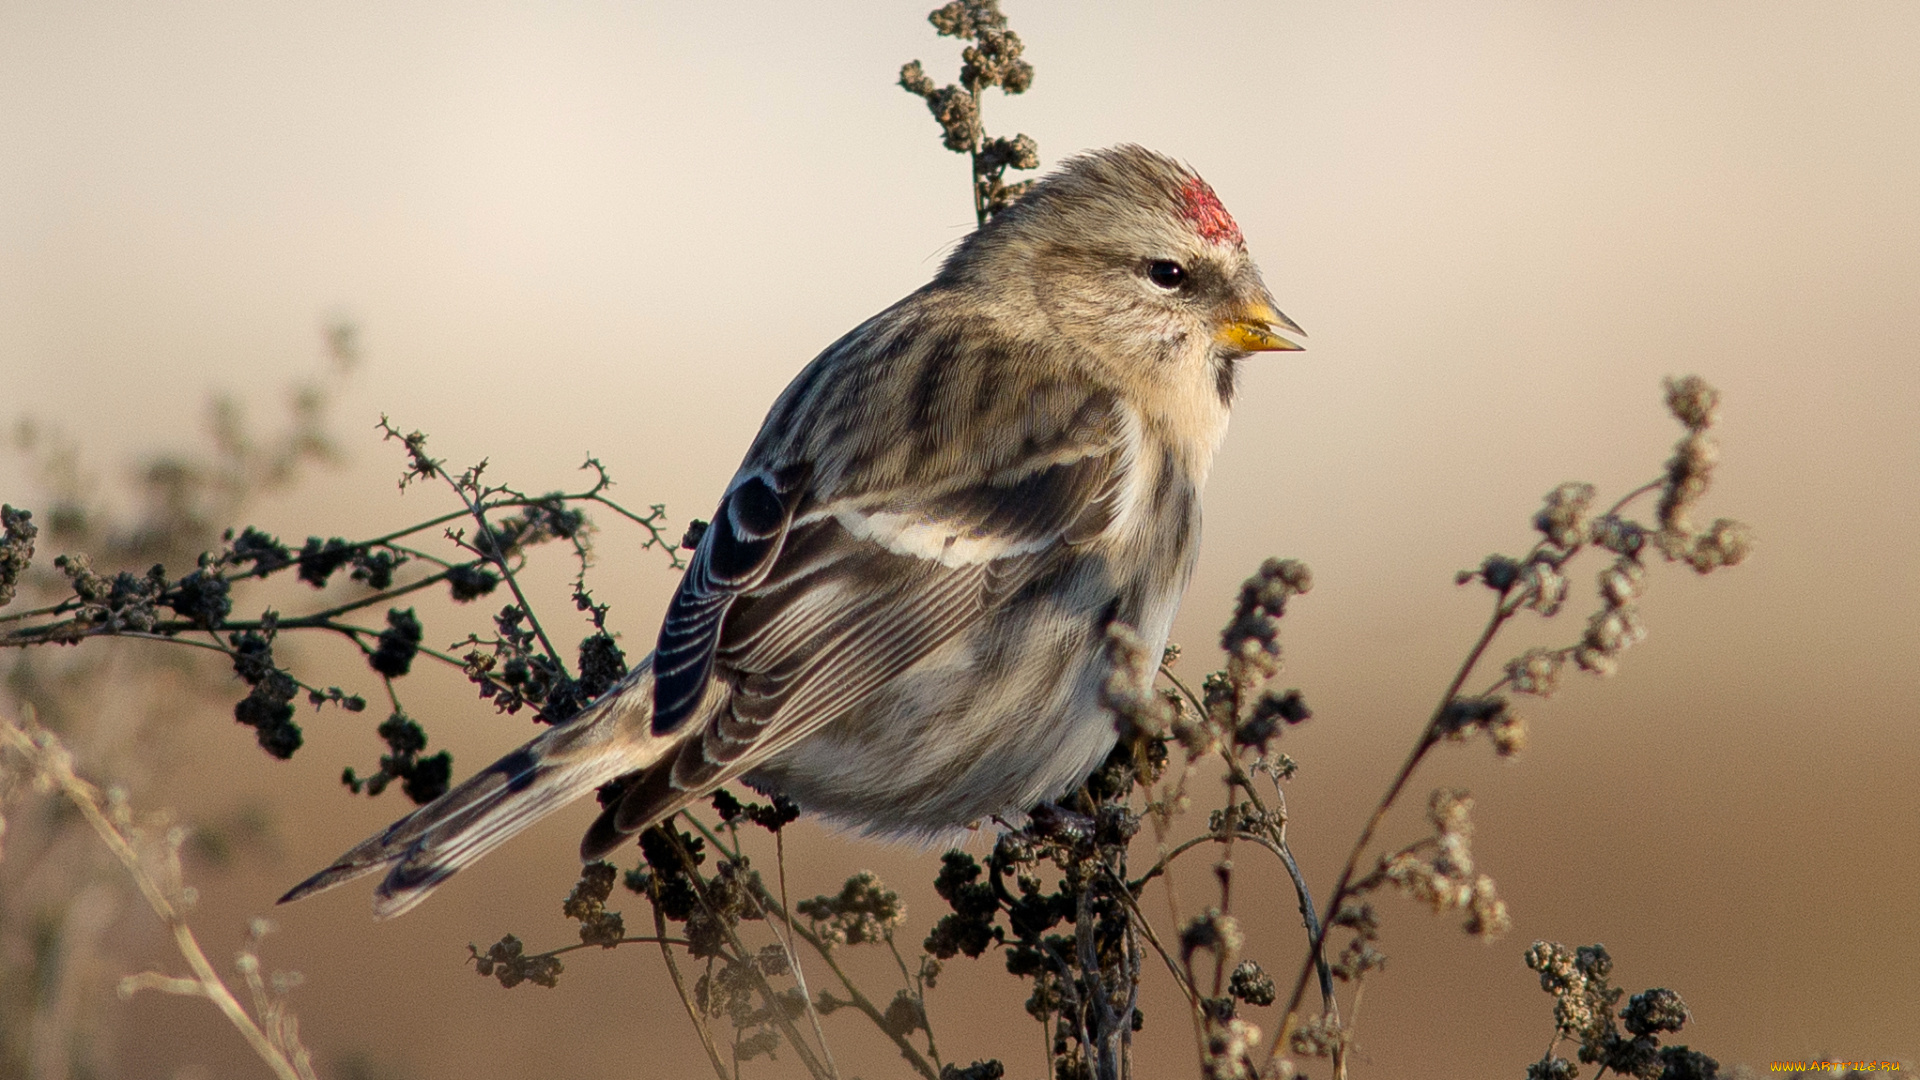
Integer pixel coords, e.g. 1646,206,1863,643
282,145,1301,917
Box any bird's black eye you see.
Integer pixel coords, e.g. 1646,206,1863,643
1146,260,1187,289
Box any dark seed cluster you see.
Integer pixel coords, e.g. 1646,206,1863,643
1524,942,1718,1080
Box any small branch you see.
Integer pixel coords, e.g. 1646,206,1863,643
774,914,941,1080
525,936,691,962
118,971,208,998
1107,872,1204,1024
0,598,81,625
1271,597,1513,1061
1256,830,1334,1011
774,827,842,1080
884,935,943,1069
653,904,730,1080
676,812,937,1077
1,707,315,1080
1160,666,1207,718
1213,755,1335,1013
664,824,836,1080
1127,833,1220,890
267,569,453,625
455,506,565,673
1606,478,1665,517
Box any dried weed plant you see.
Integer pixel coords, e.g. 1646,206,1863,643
1,705,317,1080
0,3,1758,1078
0,328,359,1077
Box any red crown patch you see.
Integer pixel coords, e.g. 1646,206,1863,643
1179,176,1243,248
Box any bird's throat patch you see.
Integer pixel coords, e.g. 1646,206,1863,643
1179,176,1243,247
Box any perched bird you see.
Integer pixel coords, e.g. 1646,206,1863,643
282,144,1302,918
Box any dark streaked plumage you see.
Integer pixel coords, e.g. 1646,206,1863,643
282,145,1301,918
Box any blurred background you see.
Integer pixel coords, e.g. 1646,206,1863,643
2,1,1915,1077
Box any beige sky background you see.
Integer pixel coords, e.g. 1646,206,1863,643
3,2,1916,1077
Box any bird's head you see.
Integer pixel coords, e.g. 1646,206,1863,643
936,144,1301,408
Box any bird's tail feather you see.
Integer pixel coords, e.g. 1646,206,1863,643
279,656,665,919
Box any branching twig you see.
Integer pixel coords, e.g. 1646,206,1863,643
0,706,317,1080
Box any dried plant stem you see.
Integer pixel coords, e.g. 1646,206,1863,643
519,936,691,965
1073,873,1122,1078
1271,601,1510,1060
652,902,730,1080
457,500,563,669
0,707,314,1080
1159,665,1336,1013
774,827,843,1080
1108,879,1204,1021
118,971,210,997
1269,471,1679,1059
778,915,941,1080
1128,832,1219,887
1220,761,1333,1011
1133,729,1211,1061
1228,828,1327,1001
679,813,940,1080
1269,478,1670,1060
883,936,944,1069
0,599,79,625
0,474,675,651
662,826,837,1080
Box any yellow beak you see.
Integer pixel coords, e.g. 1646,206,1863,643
1218,299,1305,353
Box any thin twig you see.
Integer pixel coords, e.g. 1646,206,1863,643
675,813,940,1079
653,903,730,1080
1261,480,1675,1063
117,971,210,997
1270,598,1512,1062
1,708,314,1080
524,936,691,962
0,598,80,625
774,826,842,1080
762,906,941,1080
1107,872,1204,1024
884,935,943,1069
664,823,835,1080
1161,660,1337,1012
1128,833,1220,890
1215,755,1335,1013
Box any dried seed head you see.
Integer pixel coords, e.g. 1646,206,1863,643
1180,908,1244,967
1201,1016,1264,1079
1518,562,1570,616
1685,517,1754,573
1506,648,1564,697
1663,374,1720,431
1598,558,1647,606
1534,482,1598,549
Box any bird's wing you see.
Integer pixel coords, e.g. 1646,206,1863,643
584,394,1137,854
